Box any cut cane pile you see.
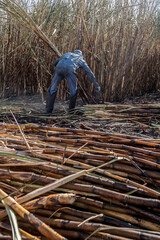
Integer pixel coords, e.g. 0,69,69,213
0,122,160,240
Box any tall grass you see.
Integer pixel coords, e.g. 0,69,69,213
0,0,159,102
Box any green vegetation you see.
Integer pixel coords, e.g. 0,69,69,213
0,0,159,101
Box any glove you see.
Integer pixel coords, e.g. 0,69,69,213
96,86,101,93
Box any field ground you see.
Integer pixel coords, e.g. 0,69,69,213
0,91,160,138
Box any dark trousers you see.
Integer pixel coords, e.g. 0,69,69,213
50,70,77,98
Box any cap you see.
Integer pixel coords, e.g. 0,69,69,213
74,50,83,55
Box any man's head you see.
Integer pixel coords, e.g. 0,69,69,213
74,50,83,56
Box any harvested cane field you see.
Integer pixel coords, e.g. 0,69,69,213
0,0,160,239
0,93,160,239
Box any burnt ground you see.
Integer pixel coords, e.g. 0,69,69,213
0,91,160,139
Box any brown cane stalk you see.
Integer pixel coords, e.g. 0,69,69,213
0,188,66,240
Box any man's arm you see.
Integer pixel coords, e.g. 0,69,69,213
53,56,62,66
53,52,71,66
80,60,101,91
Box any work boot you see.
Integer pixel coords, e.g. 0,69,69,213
68,93,77,114
46,91,57,114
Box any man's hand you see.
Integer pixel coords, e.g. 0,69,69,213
96,86,101,93
95,85,104,103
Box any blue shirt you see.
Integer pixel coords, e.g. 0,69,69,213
54,51,99,88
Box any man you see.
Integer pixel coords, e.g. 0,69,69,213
46,50,101,114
